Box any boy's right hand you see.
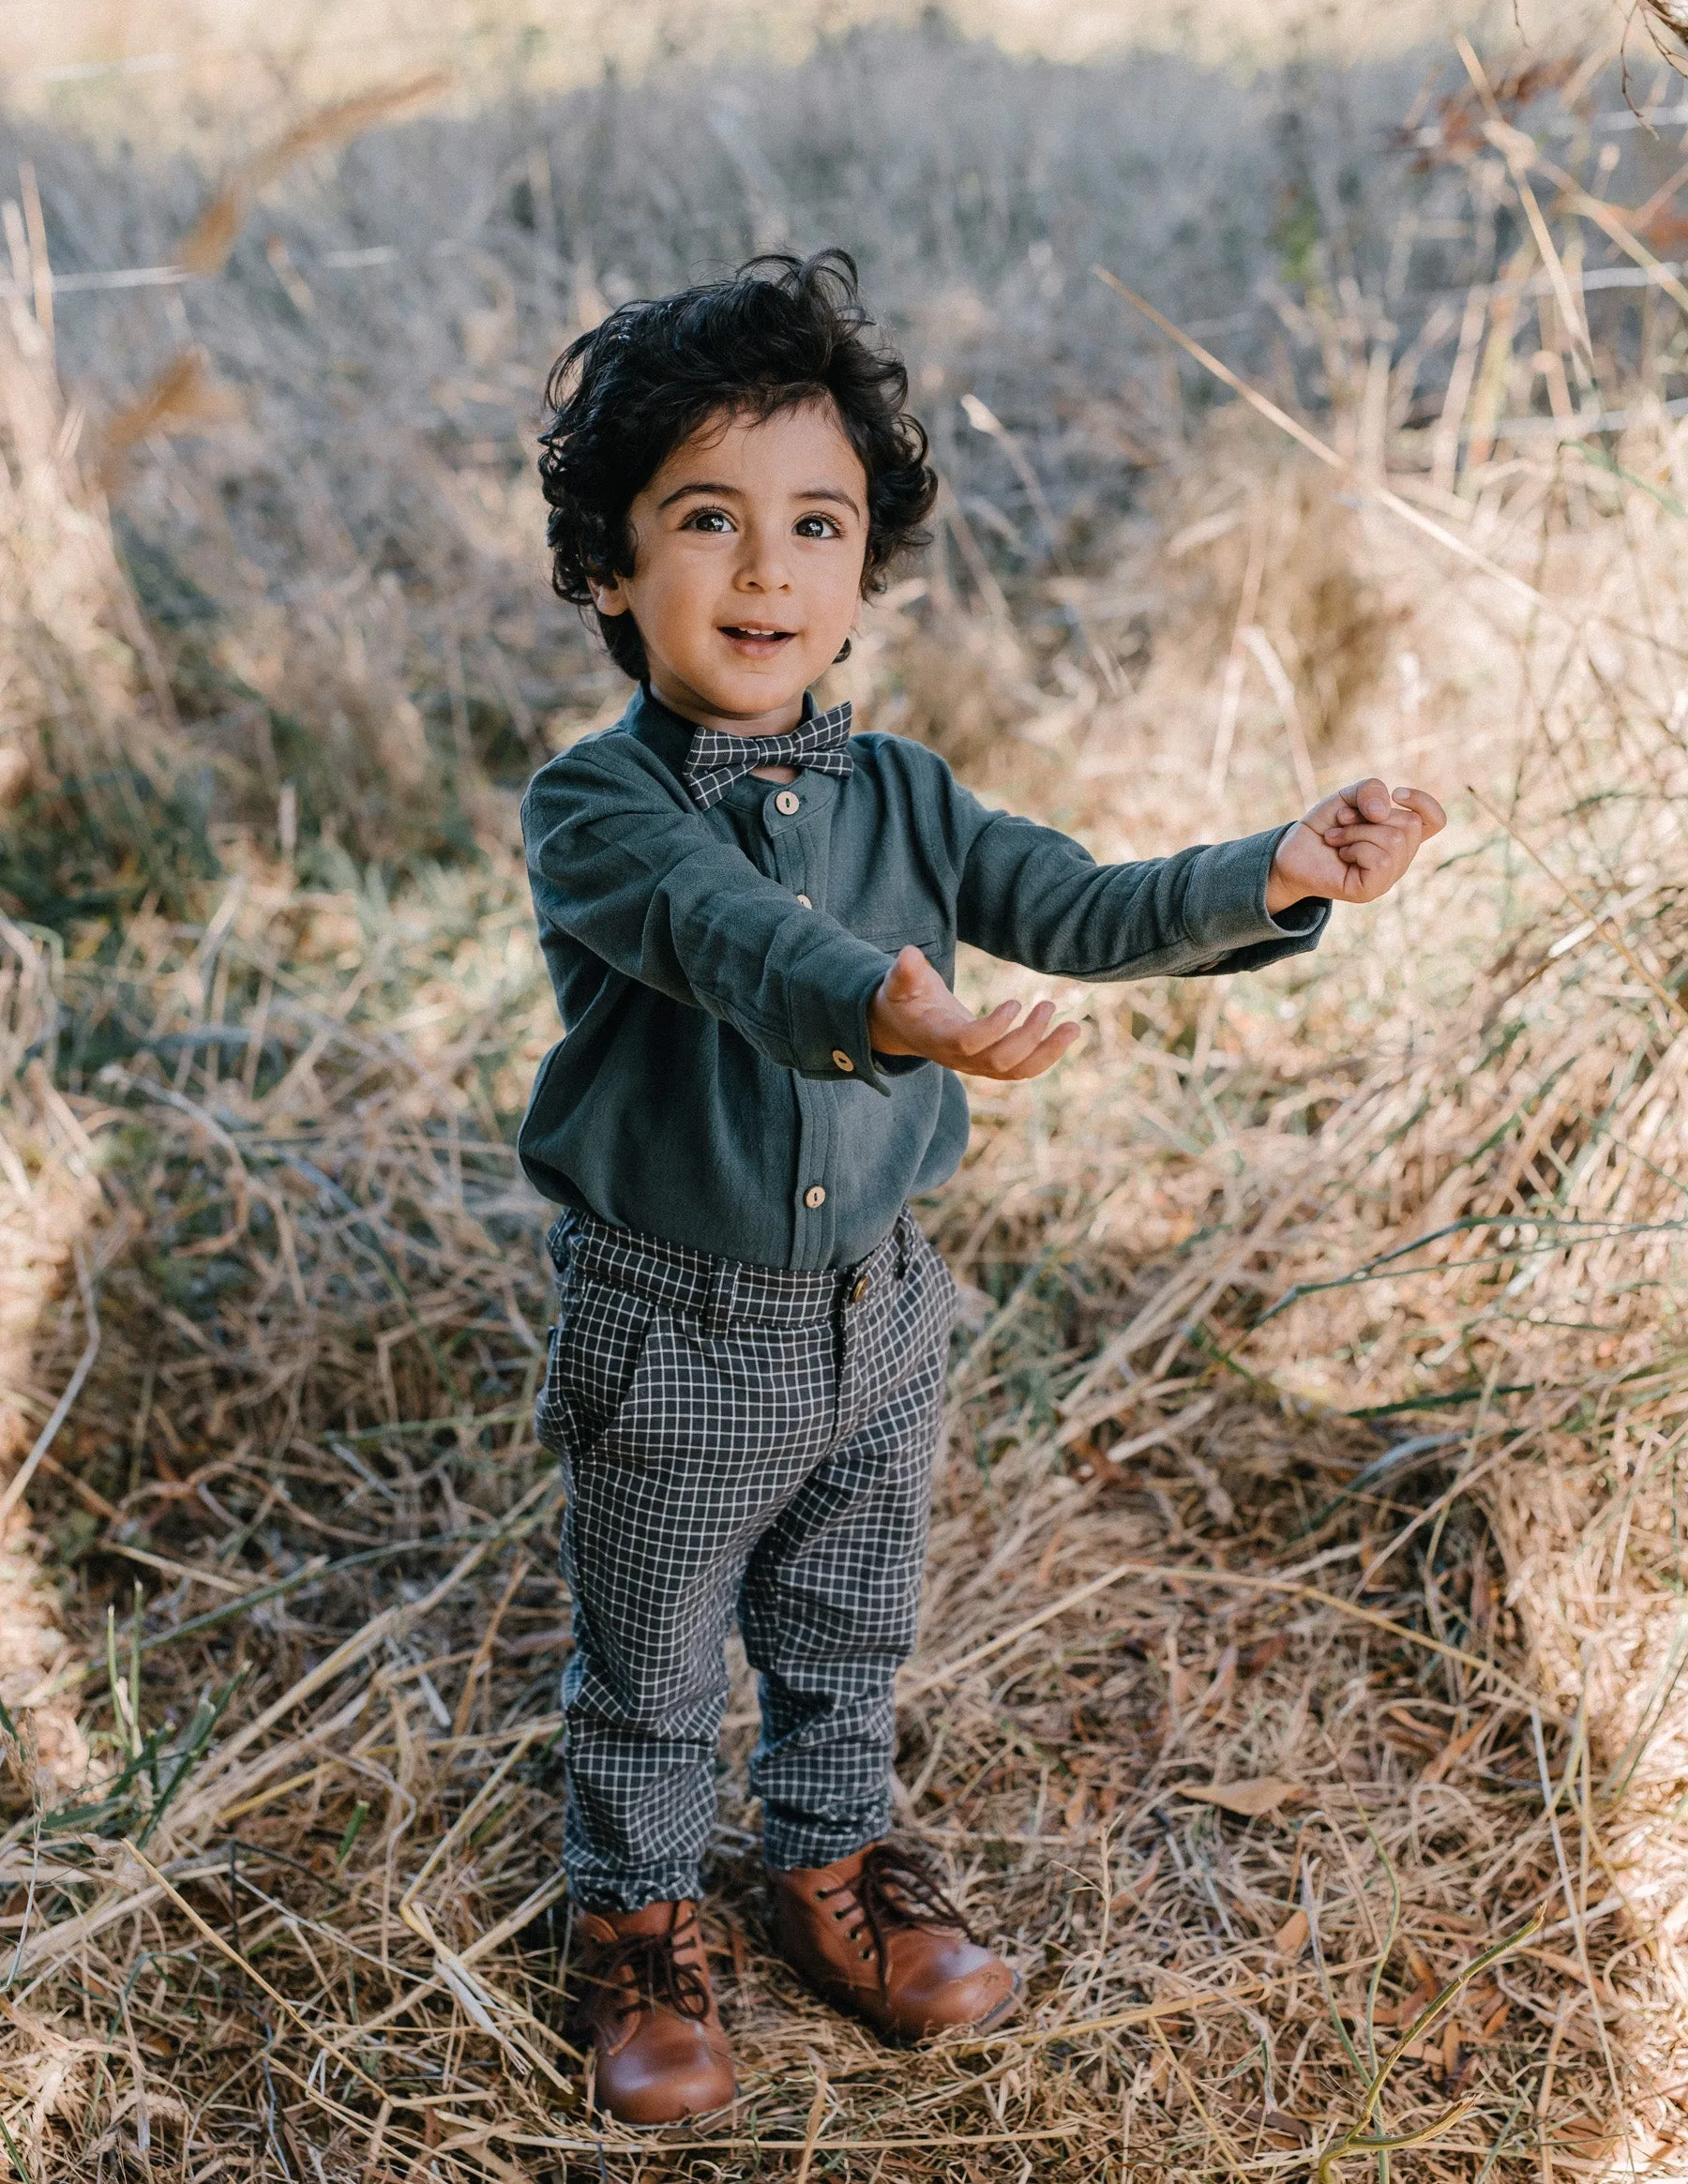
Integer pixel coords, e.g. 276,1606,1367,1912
1267,778,1445,911
868,945,1081,1079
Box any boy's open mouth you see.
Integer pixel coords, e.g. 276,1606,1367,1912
720,624,797,655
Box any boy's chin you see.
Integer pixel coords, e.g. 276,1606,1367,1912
679,655,823,720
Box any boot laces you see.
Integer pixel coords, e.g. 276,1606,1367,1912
587,1905,711,2025
816,1843,975,1967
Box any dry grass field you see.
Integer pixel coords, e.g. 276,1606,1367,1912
5,8,1688,2180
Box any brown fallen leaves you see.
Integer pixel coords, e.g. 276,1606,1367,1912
1179,1775,1305,1816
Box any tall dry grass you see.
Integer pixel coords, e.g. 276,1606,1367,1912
1,19,1688,2183
0,270,192,912
3,0,1603,149
3,15,1682,881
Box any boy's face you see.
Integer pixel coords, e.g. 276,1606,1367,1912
589,399,869,734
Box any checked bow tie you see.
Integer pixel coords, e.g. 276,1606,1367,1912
683,701,854,811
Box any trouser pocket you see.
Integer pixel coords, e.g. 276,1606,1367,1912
535,1273,656,1459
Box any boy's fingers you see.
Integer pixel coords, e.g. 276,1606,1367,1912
956,1002,1078,1078
1003,1022,1082,1078
972,1019,1080,1079
1336,776,1394,824
967,999,1056,1071
950,997,1024,1055
1392,786,1447,835
1321,817,1419,849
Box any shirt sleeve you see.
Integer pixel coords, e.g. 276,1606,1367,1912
954,793,1329,979
523,750,899,1092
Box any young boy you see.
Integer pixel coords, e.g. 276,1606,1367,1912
520,249,1443,2125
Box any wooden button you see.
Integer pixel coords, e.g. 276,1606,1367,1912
775,789,801,815
795,893,812,908
850,1273,872,1304
831,1049,855,1074
803,1184,826,1210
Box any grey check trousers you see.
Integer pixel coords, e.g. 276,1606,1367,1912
535,1204,957,1911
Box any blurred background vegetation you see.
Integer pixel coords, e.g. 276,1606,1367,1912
0,0,1650,896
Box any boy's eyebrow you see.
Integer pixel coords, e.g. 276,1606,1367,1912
796,484,863,513
656,479,740,509
656,479,864,515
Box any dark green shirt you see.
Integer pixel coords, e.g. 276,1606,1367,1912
520,686,1328,1271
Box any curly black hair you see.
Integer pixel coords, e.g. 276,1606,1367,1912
536,249,937,681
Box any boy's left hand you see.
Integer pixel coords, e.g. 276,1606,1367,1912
1265,778,1446,913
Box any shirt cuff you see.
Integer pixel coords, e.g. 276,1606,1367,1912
870,1050,930,1077
1182,823,1329,951
788,936,898,1094
1266,889,1327,936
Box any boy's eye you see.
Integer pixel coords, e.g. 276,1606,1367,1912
794,513,842,539
682,507,735,534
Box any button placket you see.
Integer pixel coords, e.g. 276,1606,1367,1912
763,779,836,1268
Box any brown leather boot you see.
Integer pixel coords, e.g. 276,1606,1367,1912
574,1901,736,2126
771,1841,1020,2041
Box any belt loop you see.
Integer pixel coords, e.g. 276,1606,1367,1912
545,1210,576,1279
704,1258,738,1337
895,1207,913,1281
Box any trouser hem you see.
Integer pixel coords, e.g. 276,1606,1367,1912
565,1875,703,1915
761,1812,892,1875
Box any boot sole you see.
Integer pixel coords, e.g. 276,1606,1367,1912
972,1972,1024,2033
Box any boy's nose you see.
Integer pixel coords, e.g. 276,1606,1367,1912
734,528,794,590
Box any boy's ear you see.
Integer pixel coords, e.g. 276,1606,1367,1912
589,573,631,617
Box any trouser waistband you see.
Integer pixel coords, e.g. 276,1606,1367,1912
548,1205,917,1333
